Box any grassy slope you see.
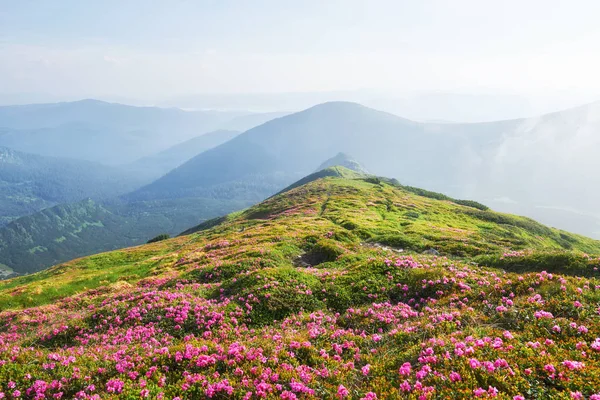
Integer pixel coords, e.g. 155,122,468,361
2,173,599,310
2,173,600,398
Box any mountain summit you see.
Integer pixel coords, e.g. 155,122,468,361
316,152,368,174
128,101,479,201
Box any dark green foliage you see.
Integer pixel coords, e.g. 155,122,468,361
312,239,346,261
180,216,229,235
463,209,553,236
453,199,489,211
401,185,450,201
340,220,359,230
399,185,489,211
404,211,420,219
474,251,600,277
379,177,402,186
147,233,170,243
300,239,347,266
216,267,325,326
369,233,424,251
363,177,382,185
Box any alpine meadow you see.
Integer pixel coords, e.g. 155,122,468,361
2,1,600,399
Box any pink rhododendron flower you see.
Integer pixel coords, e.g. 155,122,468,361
399,362,411,376
337,385,349,398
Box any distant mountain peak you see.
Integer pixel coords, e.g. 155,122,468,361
297,101,412,123
303,101,373,114
310,100,365,108
73,98,109,105
316,152,368,174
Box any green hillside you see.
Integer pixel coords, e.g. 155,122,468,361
2,169,598,308
1,171,600,399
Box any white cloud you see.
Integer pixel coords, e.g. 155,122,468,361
103,55,122,65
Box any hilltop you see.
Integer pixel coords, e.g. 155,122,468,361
316,152,368,174
130,101,519,202
4,169,599,304
1,171,600,398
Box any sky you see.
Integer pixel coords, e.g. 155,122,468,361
1,0,600,112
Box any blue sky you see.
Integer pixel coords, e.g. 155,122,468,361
1,0,600,105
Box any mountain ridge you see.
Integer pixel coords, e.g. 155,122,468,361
4,99,600,275
3,170,600,302
126,129,240,180
0,99,284,164
129,100,600,238
0,146,145,226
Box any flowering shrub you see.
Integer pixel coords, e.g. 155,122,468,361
2,177,600,398
2,253,600,399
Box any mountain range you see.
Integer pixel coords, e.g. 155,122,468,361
2,99,600,275
0,147,143,227
0,99,283,164
137,101,600,234
125,129,240,181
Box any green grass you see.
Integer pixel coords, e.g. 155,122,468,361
0,238,189,309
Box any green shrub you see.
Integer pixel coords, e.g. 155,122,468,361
363,177,382,185
400,185,488,210
404,211,420,219
463,209,553,236
475,251,600,277
147,233,170,244
217,267,324,326
310,239,346,263
369,233,424,251
453,199,489,211
402,185,449,201
341,220,359,230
